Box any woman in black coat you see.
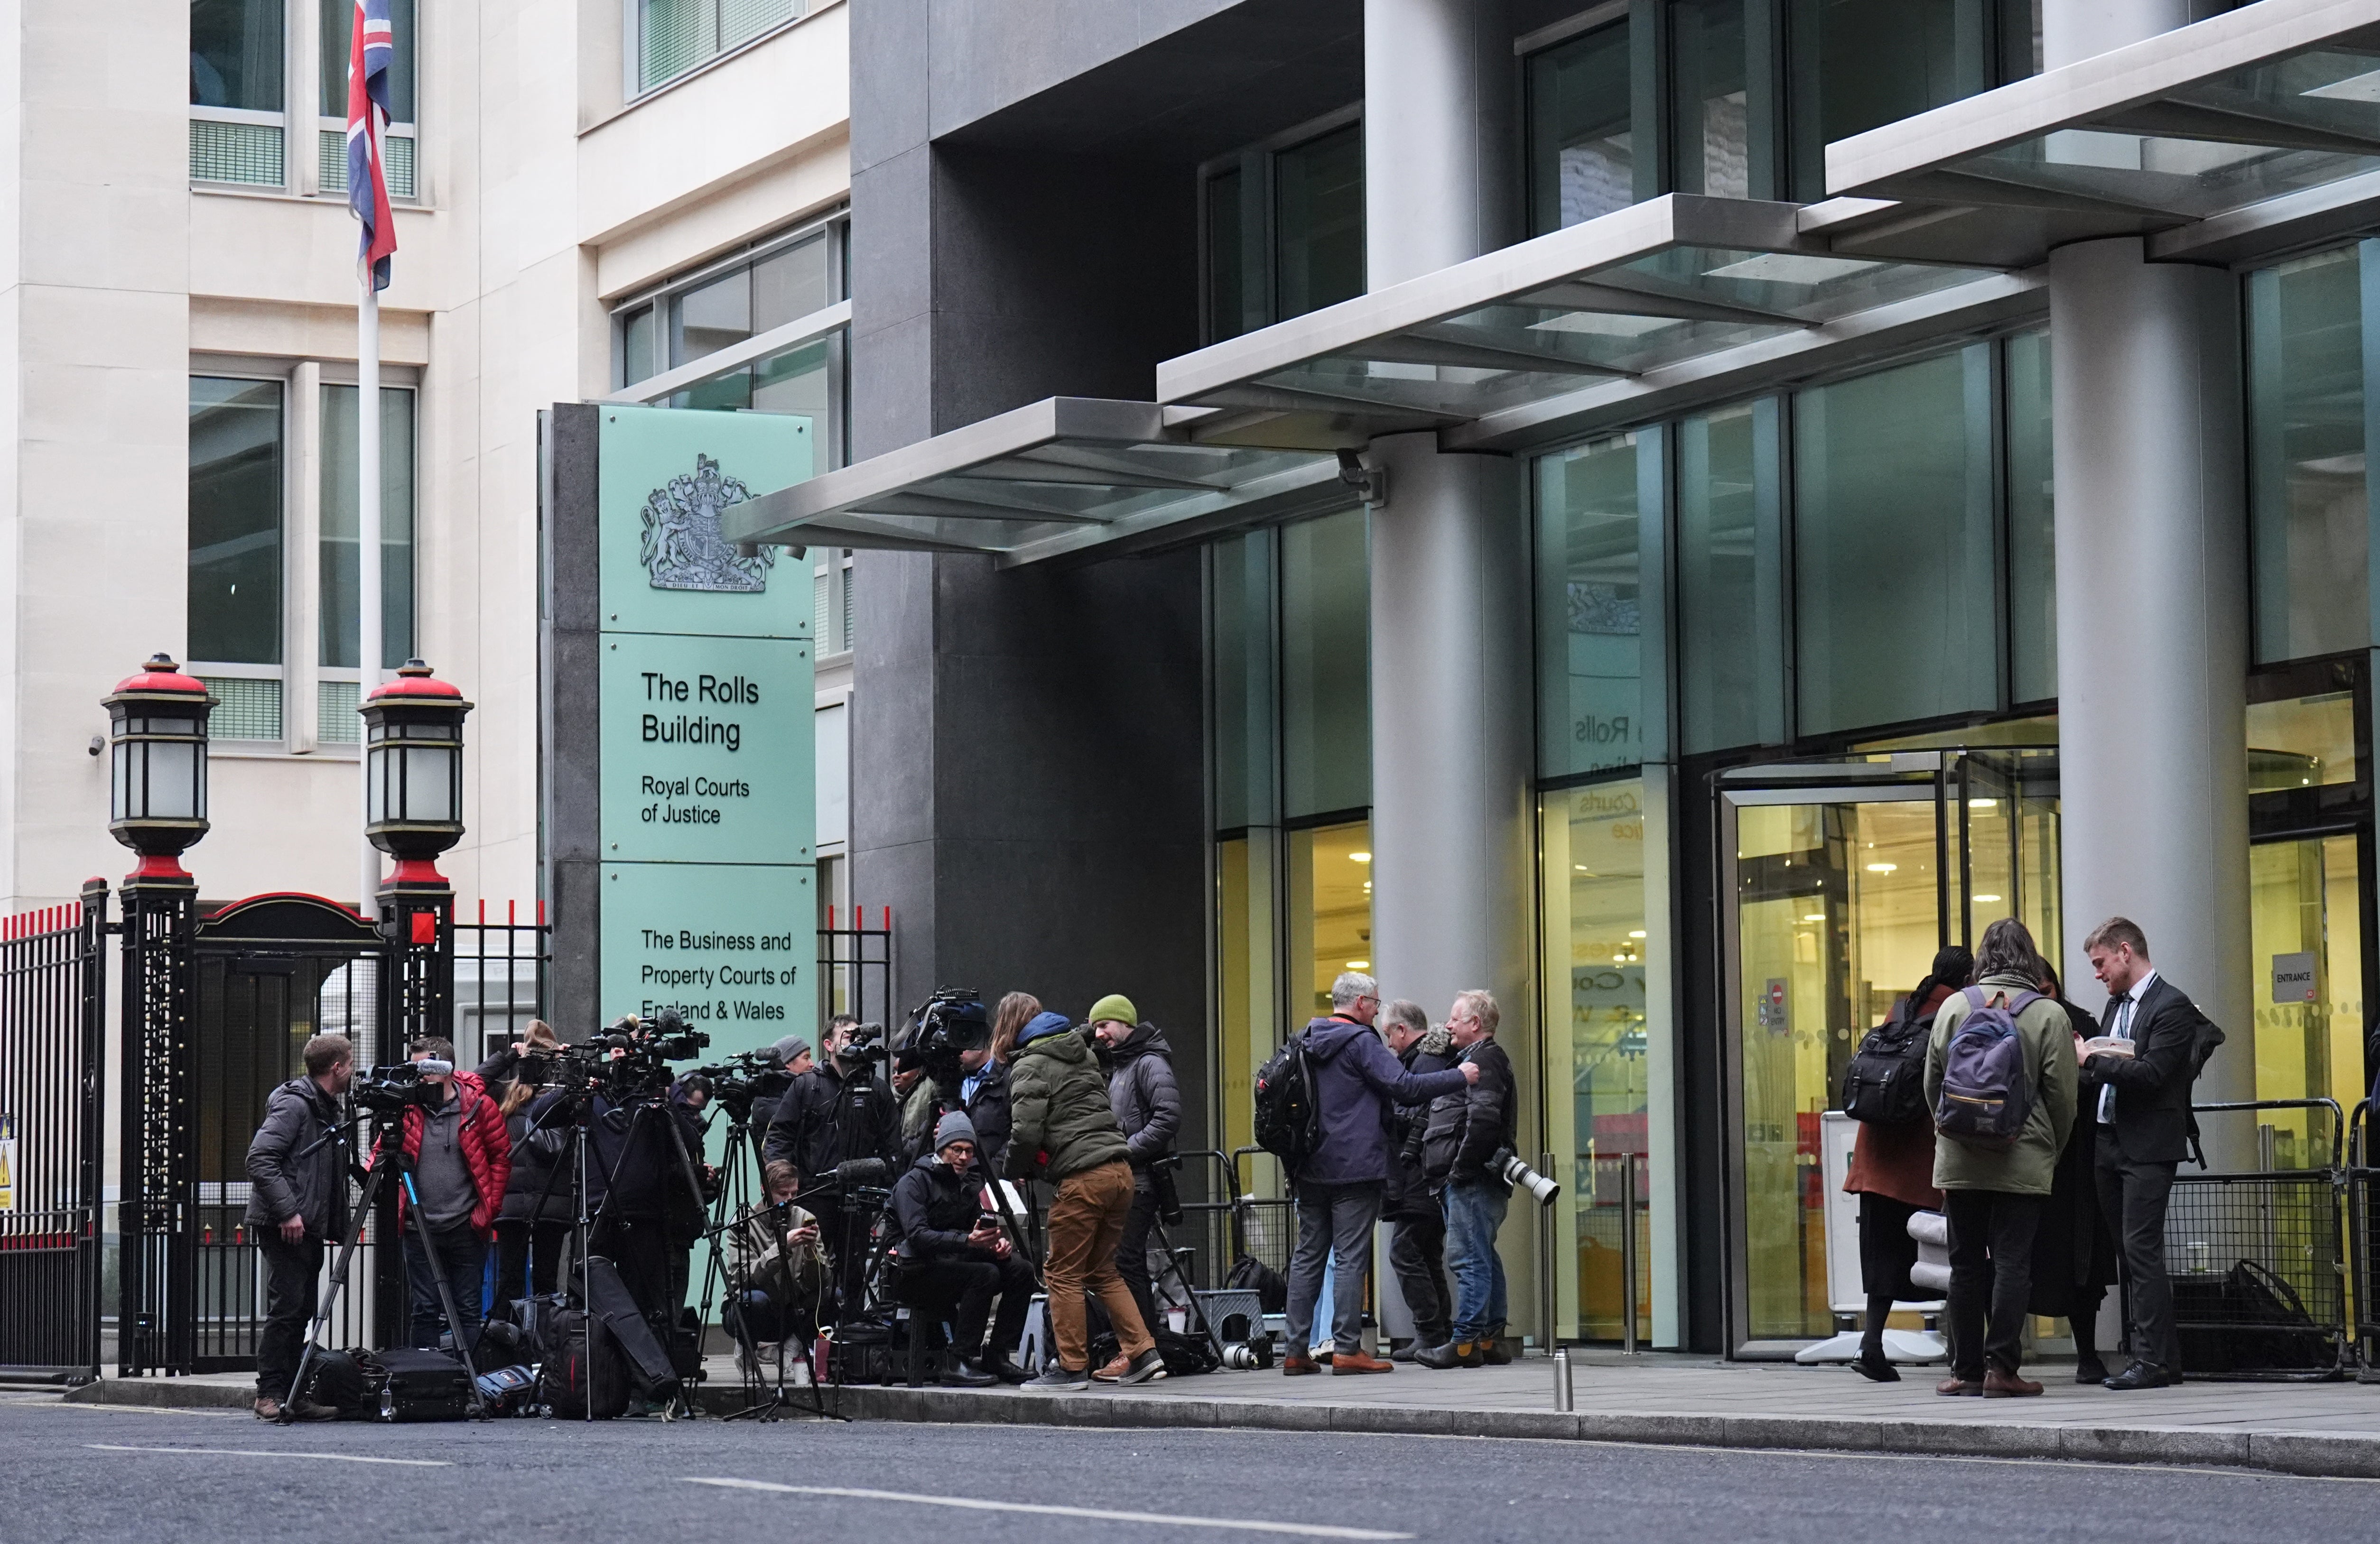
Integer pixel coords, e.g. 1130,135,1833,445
2029,963,2120,1382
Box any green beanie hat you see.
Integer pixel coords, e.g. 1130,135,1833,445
1088,993,1138,1027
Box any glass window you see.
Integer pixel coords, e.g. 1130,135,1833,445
1793,344,1998,736
1540,779,1662,1342
1214,530,1279,831
189,378,285,666
1671,0,1768,200
672,268,753,374
1287,821,1373,1019
2248,834,2364,1167
191,0,284,110
319,0,416,120
1786,0,1983,200
2248,244,2368,665
2007,328,2056,703
2247,691,2359,793
621,305,659,387
319,385,416,672
1677,400,1784,752
1527,19,1645,235
640,0,808,93
753,235,832,329
1275,125,1365,322
1217,831,1282,1164
1207,168,1248,343
1280,509,1370,818
1536,433,1649,777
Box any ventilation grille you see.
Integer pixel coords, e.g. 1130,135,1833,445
203,677,285,741
191,120,285,186
317,679,362,744
319,129,417,198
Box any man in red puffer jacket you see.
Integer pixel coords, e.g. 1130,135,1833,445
376,1035,510,1352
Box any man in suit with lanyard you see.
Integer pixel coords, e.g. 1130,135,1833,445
2082,916,2218,1390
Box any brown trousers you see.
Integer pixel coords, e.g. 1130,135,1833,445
1042,1158,1153,1370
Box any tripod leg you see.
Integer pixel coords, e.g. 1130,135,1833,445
278,1160,390,1425
399,1172,489,1419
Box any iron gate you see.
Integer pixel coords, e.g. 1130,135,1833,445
0,883,105,1381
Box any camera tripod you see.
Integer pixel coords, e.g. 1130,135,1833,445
282,1111,490,1423
692,1111,840,1423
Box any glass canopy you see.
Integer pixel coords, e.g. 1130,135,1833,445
719,396,1344,565
1828,1,2380,238
1156,195,2001,444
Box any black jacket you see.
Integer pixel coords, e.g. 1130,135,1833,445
499,1089,576,1223
1102,1022,1181,1171
963,1058,1013,1178
888,1154,996,1266
1389,1033,1456,1211
244,1076,348,1239
2086,973,2216,1165
1423,1037,1517,1187
762,1059,901,1178
586,1084,707,1233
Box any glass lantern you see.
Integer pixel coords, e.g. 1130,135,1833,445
102,654,214,879
361,659,473,888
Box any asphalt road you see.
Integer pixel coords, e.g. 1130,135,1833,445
3,1397,2373,1544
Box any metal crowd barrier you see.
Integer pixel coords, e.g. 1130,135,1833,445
2167,1099,2348,1381
2348,1100,2380,1379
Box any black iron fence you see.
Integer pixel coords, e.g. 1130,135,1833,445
2347,1100,2380,1374
2169,1099,2349,1381
0,885,104,1381
818,906,892,1030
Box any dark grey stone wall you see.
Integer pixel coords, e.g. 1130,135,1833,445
539,404,603,1040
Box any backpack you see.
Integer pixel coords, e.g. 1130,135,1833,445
1933,987,2044,1149
296,1347,380,1420
1840,1002,1934,1125
1252,1033,1321,1168
539,1306,631,1419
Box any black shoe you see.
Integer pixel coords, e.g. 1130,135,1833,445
2102,1360,2174,1391
2075,1357,2109,1385
985,1356,1032,1386
1480,1336,1513,1367
1850,1348,1900,1383
940,1361,997,1388
1414,1340,1480,1370
1115,1347,1169,1386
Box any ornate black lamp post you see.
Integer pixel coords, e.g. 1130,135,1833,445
102,654,214,881
361,658,472,1043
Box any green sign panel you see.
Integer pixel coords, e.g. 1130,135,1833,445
595,406,818,1058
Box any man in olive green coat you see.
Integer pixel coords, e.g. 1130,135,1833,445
1924,917,2078,1398
1004,1011,1162,1390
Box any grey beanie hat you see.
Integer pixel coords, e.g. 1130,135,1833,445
934,1109,978,1153
772,1034,812,1067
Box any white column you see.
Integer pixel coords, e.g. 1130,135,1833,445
2045,3,2254,1162
1364,0,1514,288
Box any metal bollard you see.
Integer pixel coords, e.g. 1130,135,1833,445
1552,1347,1574,1411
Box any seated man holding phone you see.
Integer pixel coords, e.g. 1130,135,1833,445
889,1111,1036,1386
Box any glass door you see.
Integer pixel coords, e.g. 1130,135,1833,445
1718,748,2058,1351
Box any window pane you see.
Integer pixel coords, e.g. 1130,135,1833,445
1787,0,1982,200
2007,328,2056,703
753,235,830,331
2249,245,2368,664
1207,168,1246,343
189,377,284,666
1275,125,1364,321
1677,401,1783,751
621,305,658,387
1527,20,1640,235
319,0,416,120
1213,530,1277,830
1280,509,1370,818
1536,435,1645,777
641,0,718,90
1287,821,1372,1019
1793,346,1998,735
2248,690,2358,792
191,0,285,112
752,339,827,418
671,268,752,369
319,385,417,670
1672,0,1759,200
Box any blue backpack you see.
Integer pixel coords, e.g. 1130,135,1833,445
1934,986,2043,1149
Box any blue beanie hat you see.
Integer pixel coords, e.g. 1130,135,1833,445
1018,1011,1073,1047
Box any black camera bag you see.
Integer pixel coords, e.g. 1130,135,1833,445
583,1255,680,1397
358,1348,471,1422
297,1348,381,1420
540,1307,631,1418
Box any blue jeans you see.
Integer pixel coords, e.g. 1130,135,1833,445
1442,1177,1509,1346
1285,1180,1382,1353
402,1225,487,1352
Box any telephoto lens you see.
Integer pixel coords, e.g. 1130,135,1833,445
1220,1340,1274,1371
1499,1152,1561,1206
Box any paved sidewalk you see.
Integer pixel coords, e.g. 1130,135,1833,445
57,1350,2380,1478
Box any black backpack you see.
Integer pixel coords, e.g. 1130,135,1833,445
296,1348,380,1420
539,1307,630,1419
1840,1002,1934,1126
1252,1033,1321,1167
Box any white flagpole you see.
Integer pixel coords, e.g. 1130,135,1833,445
359,269,383,918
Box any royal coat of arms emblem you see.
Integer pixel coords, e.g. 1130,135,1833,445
638,453,774,592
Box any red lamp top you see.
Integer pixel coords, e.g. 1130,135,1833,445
364,659,471,707
108,653,210,701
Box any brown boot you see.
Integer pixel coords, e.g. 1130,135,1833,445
252,1396,283,1421
1281,1351,1320,1376
1983,1367,2044,1398
1935,1374,1983,1396
1331,1350,1395,1375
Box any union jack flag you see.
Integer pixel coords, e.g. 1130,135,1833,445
345,0,397,290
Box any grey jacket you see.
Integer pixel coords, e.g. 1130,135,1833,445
244,1076,348,1240
1103,1022,1181,1170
